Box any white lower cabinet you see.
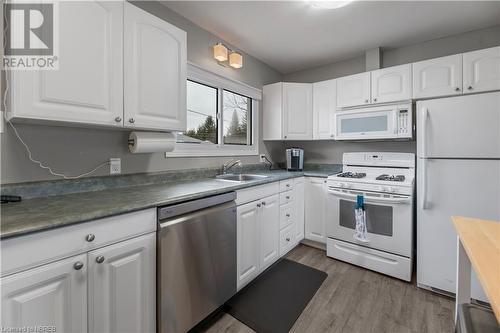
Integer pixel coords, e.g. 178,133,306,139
0,209,156,332
237,200,262,289
305,177,327,244
1,254,88,333
88,233,156,333
259,195,280,271
236,181,303,289
294,177,305,243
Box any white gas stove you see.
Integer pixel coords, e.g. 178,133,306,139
326,152,415,281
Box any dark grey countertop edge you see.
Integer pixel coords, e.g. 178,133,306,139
1,171,336,240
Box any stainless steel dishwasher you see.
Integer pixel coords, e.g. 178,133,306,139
157,192,237,333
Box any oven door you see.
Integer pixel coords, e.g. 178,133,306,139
326,187,413,257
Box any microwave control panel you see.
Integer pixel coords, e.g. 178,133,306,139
397,109,412,137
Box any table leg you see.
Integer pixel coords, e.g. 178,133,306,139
455,235,471,323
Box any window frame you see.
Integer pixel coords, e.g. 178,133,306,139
166,63,261,157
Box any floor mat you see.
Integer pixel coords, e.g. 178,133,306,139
225,258,327,333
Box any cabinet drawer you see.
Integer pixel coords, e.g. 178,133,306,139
280,203,294,230
280,191,294,205
236,182,280,205
279,179,294,192
279,224,295,256
1,209,156,277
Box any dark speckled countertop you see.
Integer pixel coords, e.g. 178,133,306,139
1,169,337,239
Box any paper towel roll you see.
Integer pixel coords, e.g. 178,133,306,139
128,131,176,154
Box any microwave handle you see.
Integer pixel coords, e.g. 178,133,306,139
420,108,429,210
327,188,412,204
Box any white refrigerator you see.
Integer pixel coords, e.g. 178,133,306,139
416,91,500,302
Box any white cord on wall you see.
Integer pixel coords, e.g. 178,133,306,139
2,6,111,180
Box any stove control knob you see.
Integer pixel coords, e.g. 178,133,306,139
388,187,397,193
345,183,353,189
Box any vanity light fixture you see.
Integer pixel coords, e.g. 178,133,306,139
229,52,243,69
213,43,228,62
213,43,243,69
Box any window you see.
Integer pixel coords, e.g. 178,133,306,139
178,80,218,144
223,90,252,146
168,64,261,157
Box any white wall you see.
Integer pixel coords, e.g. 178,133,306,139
0,2,283,184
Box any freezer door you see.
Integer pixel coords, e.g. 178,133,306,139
417,158,500,301
417,92,500,158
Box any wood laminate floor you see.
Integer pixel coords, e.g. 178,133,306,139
200,244,455,333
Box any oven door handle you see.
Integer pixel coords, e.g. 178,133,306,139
327,188,412,205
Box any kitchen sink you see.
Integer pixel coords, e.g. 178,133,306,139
215,174,269,182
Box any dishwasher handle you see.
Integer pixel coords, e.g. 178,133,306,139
158,192,236,221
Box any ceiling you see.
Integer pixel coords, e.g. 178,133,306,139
162,1,500,74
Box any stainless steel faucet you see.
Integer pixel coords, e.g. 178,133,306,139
222,159,242,174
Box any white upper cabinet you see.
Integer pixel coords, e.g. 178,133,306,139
88,233,156,333
283,83,313,140
262,82,283,140
1,254,88,333
412,54,463,99
124,2,187,131
336,72,371,108
371,64,412,104
313,79,336,139
7,1,124,127
463,46,500,94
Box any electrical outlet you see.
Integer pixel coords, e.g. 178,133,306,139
110,158,121,175
259,154,267,163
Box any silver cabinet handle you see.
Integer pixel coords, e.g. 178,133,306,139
286,213,291,217
257,203,261,208
86,234,95,242
286,196,290,199
284,135,287,139
73,262,84,270
286,237,290,242
95,256,105,264
261,201,266,206
330,134,334,138
114,116,122,122
286,184,290,187
455,87,460,92
129,118,135,123
365,99,369,103
373,98,377,102
468,86,473,90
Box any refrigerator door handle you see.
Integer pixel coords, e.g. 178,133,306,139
420,107,429,210
421,158,427,210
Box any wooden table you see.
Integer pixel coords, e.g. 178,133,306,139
452,216,500,323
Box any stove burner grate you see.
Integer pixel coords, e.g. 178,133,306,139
376,174,406,182
337,172,366,179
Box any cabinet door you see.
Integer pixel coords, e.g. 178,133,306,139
237,201,261,289
463,46,500,94
283,83,313,140
371,64,411,104
262,83,283,140
294,178,305,243
7,1,123,127
1,254,87,333
304,178,327,244
88,233,156,333
412,54,462,99
124,2,187,131
259,194,280,271
336,72,371,108
313,79,336,139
